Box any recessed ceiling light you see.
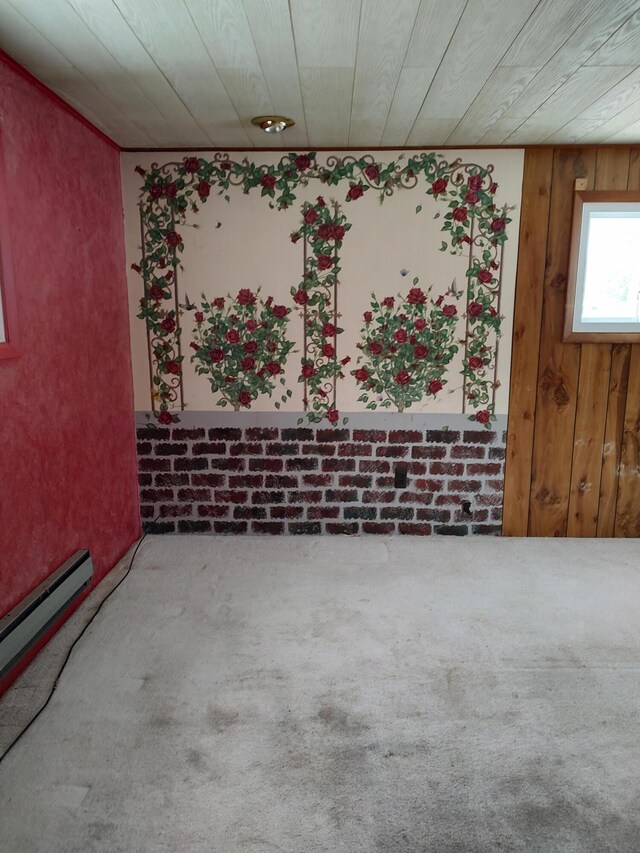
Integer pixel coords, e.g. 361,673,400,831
251,115,295,134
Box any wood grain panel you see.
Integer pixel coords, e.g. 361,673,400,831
614,345,640,536
528,148,595,537
380,67,438,147
597,344,631,536
502,149,553,536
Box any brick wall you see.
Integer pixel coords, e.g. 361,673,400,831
136,414,506,536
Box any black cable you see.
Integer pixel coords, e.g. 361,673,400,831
0,518,158,764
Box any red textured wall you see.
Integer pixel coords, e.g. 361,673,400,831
0,54,140,619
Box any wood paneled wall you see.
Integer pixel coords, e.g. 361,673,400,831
504,146,640,538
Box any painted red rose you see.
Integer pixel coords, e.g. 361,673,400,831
428,379,442,394
369,341,383,356
490,217,506,233
226,329,240,344
243,340,258,353
347,184,364,200
465,190,479,205
241,357,256,371
293,289,309,306
477,269,493,284
225,376,234,383
150,284,163,301
317,254,333,271
488,306,497,317
489,182,498,194
364,164,379,182
442,304,457,317
272,304,287,318
431,178,448,194
414,318,427,331
260,173,276,189
290,232,301,244
393,329,408,344
164,182,177,198
149,184,162,198
414,344,429,359
476,409,490,424
213,297,225,309
327,409,339,424
363,311,373,323
165,360,180,375
209,348,224,363
452,207,468,222
184,157,199,173
468,174,483,191
236,288,256,305
315,196,326,208
295,154,312,171
219,160,232,171
317,223,333,239
468,301,483,317
165,231,182,247
266,341,277,352
267,362,281,375
195,311,204,323
468,356,483,370
190,342,199,352
164,270,174,282
238,391,252,407
161,317,176,333
354,368,370,382
304,208,318,225
407,287,427,305
341,356,351,366
301,363,316,378
332,224,345,241
382,296,395,309
321,343,335,358
245,319,258,332
322,322,336,337
395,370,410,386
158,411,173,425
197,180,211,198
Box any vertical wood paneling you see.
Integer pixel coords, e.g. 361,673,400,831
506,144,640,538
502,149,553,536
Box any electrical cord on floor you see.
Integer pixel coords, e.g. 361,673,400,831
0,518,158,765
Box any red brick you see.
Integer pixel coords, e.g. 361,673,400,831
198,505,228,518
266,442,299,456
172,428,205,440
137,441,152,455
416,508,451,522
376,445,409,458
376,476,394,488
326,489,358,502
252,521,284,535
308,505,340,519
209,428,241,441
476,493,503,506
174,457,208,471
209,458,245,471
234,506,266,519
228,474,263,488
326,522,359,535
214,520,247,533
389,430,423,443
282,428,314,440
435,494,460,506
286,457,318,471
339,474,372,488
252,490,285,505
289,521,322,534
214,490,248,503
140,505,154,519
434,524,468,536
491,507,503,521
140,488,173,502
430,462,464,476
160,504,192,517
246,427,278,441
362,522,395,534
303,473,332,486
337,443,372,457
466,463,502,476
249,458,283,472
407,462,427,475
463,430,496,444
381,506,414,520
289,490,323,503
155,442,188,456
399,492,433,505
487,479,504,492
426,430,460,443
414,479,444,492
359,460,390,473
155,473,189,486
177,487,211,501
322,458,355,472
142,520,174,534
472,524,501,535
447,479,482,492
353,429,387,442
139,458,171,472
178,520,211,533
317,429,350,442
137,426,169,440
191,473,226,487
265,474,298,489
271,506,304,519
193,442,226,455
399,522,431,535
489,447,506,460
412,445,446,460
302,443,336,456
229,442,261,456
450,445,485,459
362,490,395,504
138,473,152,486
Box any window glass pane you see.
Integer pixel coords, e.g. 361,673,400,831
581,212,640,323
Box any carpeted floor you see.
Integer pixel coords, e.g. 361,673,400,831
1,535,640,852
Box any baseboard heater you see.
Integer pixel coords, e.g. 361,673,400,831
0,550,93,679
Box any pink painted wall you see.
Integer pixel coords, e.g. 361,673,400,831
0,53,140,623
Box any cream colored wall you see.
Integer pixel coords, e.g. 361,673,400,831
121,149,524,414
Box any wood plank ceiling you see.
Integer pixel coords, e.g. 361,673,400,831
3,0,640,149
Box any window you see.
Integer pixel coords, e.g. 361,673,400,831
564,190,640,342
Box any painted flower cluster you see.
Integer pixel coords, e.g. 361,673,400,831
189,288,294,411
353,280,460,413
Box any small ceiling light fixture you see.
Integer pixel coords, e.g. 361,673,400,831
251,115,295,134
